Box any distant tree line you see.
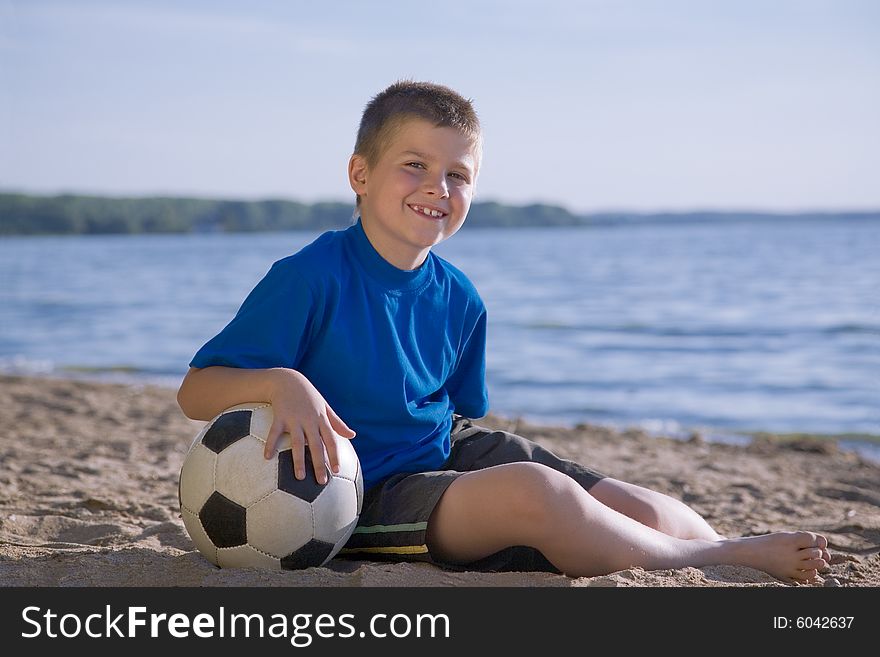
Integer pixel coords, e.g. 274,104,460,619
0,194,351,235
0,192,876,236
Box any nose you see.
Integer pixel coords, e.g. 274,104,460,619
422,172,449,198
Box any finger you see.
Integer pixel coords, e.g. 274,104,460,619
288,427,306,480
305,425,328,484
327,405,356,438
803,547,824,560
319,419,340,474
800,558,826,571
264,420,285,458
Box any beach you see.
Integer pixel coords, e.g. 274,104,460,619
1,373,877,588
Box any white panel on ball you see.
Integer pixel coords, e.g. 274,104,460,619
313,478,360,546
246,490,314,557
179,443,218,512
217,544,282,570
333,437,361,483
248,404,274,444
215,434,278,507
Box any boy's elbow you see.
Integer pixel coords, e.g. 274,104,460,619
176,387,195,419
176,368,203,420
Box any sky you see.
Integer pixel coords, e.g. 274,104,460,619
1,0,878,214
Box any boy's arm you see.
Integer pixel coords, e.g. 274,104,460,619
177,366,355,484
177,366,284,421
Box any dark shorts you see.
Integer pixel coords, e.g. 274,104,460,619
336,416,607,573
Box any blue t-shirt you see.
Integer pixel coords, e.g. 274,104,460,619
190,218,489,490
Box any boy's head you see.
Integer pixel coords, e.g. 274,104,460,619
348,80,482,270
351,80,482,208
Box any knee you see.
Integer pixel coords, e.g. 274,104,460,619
630,498,664,532
620,486,668,531
590,479,666,531
497,462,577,527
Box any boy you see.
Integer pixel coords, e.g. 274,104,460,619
177,80,829,582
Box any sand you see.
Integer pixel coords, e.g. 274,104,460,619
1,374,877,588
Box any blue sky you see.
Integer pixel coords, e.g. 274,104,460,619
1,0,878,213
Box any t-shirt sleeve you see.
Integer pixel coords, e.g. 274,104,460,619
189,259,316,370
446,306,489,418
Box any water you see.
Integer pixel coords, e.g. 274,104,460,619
2,218,878,460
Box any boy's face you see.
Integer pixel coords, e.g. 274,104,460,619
349,118,478,270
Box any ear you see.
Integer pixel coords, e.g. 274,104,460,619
348,154,368,196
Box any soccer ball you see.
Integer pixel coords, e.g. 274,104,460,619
178,402,363,569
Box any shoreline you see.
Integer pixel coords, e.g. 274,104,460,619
5,368,880,466
1,373,878,587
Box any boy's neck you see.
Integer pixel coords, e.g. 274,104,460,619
359,216,430,271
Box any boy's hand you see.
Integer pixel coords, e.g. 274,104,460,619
262,368,356,484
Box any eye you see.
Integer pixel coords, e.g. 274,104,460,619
406,161,426,170
449,171,469,182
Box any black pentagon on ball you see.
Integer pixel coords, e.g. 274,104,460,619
280,539,336,570
277,449,327,502
199,491,247,548
202,410,252,453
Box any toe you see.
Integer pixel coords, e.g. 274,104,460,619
804,547,823,560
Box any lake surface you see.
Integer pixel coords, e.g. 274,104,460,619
2,217,878,459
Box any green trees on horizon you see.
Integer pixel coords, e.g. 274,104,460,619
0,193,587,235
0,192,876,236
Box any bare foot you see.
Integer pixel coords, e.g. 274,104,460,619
728,531,828,584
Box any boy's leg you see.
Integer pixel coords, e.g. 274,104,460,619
425,461,827,582
587,478,725,540
588,479,829,562
449,420,722,541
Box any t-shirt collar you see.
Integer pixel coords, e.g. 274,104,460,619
345,217,433,292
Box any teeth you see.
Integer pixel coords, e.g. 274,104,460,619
412,205,444,217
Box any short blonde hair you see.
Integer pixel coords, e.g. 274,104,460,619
353,79,482,207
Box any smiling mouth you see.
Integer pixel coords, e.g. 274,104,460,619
408,204,448,218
